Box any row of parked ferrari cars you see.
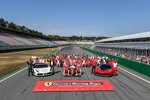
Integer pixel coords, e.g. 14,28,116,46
26,52,118,77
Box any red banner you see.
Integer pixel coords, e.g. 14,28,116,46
33,80,114,92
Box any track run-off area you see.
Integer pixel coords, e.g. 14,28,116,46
0,46,150,100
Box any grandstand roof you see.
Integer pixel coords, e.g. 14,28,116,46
95,32,150,43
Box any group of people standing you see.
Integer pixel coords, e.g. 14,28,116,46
26,53,110,76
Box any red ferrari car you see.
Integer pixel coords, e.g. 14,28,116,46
63,65,81,77
93,60,118,77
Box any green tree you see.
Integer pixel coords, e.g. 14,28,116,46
8,22,17,29
0,18,6,27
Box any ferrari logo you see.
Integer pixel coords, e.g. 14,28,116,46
44,82,53,86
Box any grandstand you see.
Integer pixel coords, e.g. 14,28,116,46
0,27,67,51
94,32,150,64
96,32,150,43
95,32,150,49
0,26,95,51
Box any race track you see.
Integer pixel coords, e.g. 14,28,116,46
0,46,150,100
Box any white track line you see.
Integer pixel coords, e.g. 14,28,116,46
0,67,27,83
118,67,150,84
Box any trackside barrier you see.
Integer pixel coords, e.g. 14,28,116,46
0,45,70,53
81,47,150,77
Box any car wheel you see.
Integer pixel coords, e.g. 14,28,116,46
109,73,113,77
109,75,113,77
94,72,98,76
115,73,118,76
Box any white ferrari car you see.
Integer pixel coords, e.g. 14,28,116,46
33,63,54,76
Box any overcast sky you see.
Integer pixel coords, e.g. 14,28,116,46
1,0,150,37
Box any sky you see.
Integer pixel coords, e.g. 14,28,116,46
0,0,150,37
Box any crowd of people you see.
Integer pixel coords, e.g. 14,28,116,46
27,53,110,67
94,47,150,65
26,52,112,75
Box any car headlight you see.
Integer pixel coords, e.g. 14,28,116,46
35,69,39,72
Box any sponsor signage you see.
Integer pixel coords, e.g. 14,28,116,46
33,80,114,92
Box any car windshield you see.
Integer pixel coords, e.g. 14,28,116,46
100,64,112,70
70,65,75,68
34,64,48,68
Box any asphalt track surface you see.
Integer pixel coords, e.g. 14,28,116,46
0,46,150,100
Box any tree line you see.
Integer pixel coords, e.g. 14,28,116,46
0,18,108,41
0,18,43,36
47,35,108,41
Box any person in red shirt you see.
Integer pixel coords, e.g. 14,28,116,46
63,59,70,76
75,59,82,76
54,57,58,66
